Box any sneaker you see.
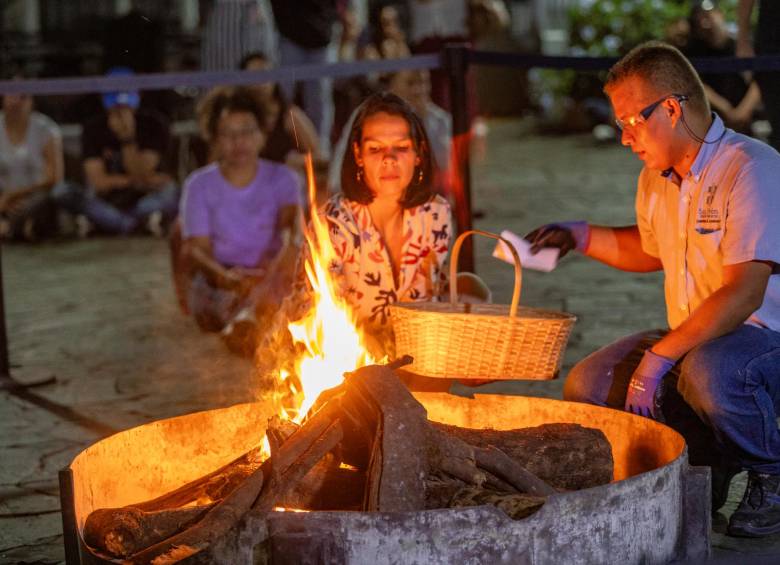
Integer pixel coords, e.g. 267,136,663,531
146,211,164,238
22,218,37,241
75,215,92,239
711,463,741,512
727,471,780,537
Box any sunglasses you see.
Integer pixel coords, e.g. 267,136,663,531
615,94,689,130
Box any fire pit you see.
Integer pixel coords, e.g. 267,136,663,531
60,388,710,564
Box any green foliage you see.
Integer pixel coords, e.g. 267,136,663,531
568,0,737,57
532,1,740,125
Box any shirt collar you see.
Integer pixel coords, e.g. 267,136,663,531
660,113,726,183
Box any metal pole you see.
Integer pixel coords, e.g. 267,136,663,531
0,244,9,377
443,43,475,273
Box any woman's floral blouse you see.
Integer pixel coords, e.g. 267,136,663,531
323,194,452,327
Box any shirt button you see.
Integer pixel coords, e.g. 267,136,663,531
679,269,685,275
679,232,685,239
680,304,687,310
682,196,689,203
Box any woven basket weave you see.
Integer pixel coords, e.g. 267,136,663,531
391,230,576,380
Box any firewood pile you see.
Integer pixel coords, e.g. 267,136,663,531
84,358,613,563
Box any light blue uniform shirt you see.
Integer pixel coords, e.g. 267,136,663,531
635,114,780,331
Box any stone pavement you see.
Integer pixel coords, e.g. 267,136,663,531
1,119,778,563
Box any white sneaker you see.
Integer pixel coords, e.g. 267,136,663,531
146,211,164,238
75,215,92,239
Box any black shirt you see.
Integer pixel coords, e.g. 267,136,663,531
82,109,170,175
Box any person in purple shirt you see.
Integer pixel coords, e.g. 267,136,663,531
178,87,302,354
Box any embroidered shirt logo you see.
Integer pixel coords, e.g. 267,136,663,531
696,184,722,234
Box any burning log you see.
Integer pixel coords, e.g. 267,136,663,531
341,363,559,511
83,362,614,563
430,422,614,490
132,447,262,512
83,505,214,559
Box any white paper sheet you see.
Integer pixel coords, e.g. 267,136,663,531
492,230,560,272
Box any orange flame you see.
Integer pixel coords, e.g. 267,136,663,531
280,154,375,422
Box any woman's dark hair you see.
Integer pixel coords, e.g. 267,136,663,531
341,91,435,209
202,86,267,140
238,51,286,105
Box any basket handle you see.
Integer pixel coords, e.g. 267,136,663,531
449,229,522,317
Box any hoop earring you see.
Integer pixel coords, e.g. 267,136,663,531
416,168,424,185
356,167,364,184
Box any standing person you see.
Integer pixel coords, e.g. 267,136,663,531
80,68,178,236
737,0,780,150
0,76,65,241
178,87,302,355
526,42,780,537
686,0,762,134
270,0,339,156
200,0,277,72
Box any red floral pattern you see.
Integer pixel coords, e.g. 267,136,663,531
323,194,452,327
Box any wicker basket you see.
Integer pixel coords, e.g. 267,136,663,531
390,229,576,380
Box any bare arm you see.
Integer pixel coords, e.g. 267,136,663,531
737,0,757,57
0,134,64,205
265,204,302,273
83,158,131,193
283,106,323,170
584,225,663,272
119,143,161,184
652,260,772,360
733,81,762,123
702,83,735,117
184,236,243,288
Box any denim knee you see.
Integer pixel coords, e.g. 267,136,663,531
678,341,734,417
563,358,607,405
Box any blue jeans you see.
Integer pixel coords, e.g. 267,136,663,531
82,182,179,235
277,35,335,156
564,325,780,474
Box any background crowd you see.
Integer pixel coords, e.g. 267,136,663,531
1,0,778,355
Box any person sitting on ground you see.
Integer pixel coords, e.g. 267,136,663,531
525,41,780,537
80,67,179,236
178,86,302,355
0,72,67,241
258,92,461,382
685,0,762,134
238,51,324,176
329,70,452,199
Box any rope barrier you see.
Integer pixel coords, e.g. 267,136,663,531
469,50,780,74
2,49,779,97
0,54,441,96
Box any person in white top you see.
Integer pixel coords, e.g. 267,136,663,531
0,76,65,241
526,41,780,537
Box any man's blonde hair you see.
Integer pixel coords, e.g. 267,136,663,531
605,41,710,116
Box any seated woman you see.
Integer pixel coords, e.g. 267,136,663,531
177,87,302,355
258,92,453,378
325,91,451,336
238,52,324,175
0,72,67,241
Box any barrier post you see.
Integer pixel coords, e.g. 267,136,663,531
443,43,475,273
0,245,9,377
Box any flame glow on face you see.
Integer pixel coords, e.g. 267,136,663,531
279,154,376,423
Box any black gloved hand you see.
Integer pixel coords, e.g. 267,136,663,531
524,221,590,259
